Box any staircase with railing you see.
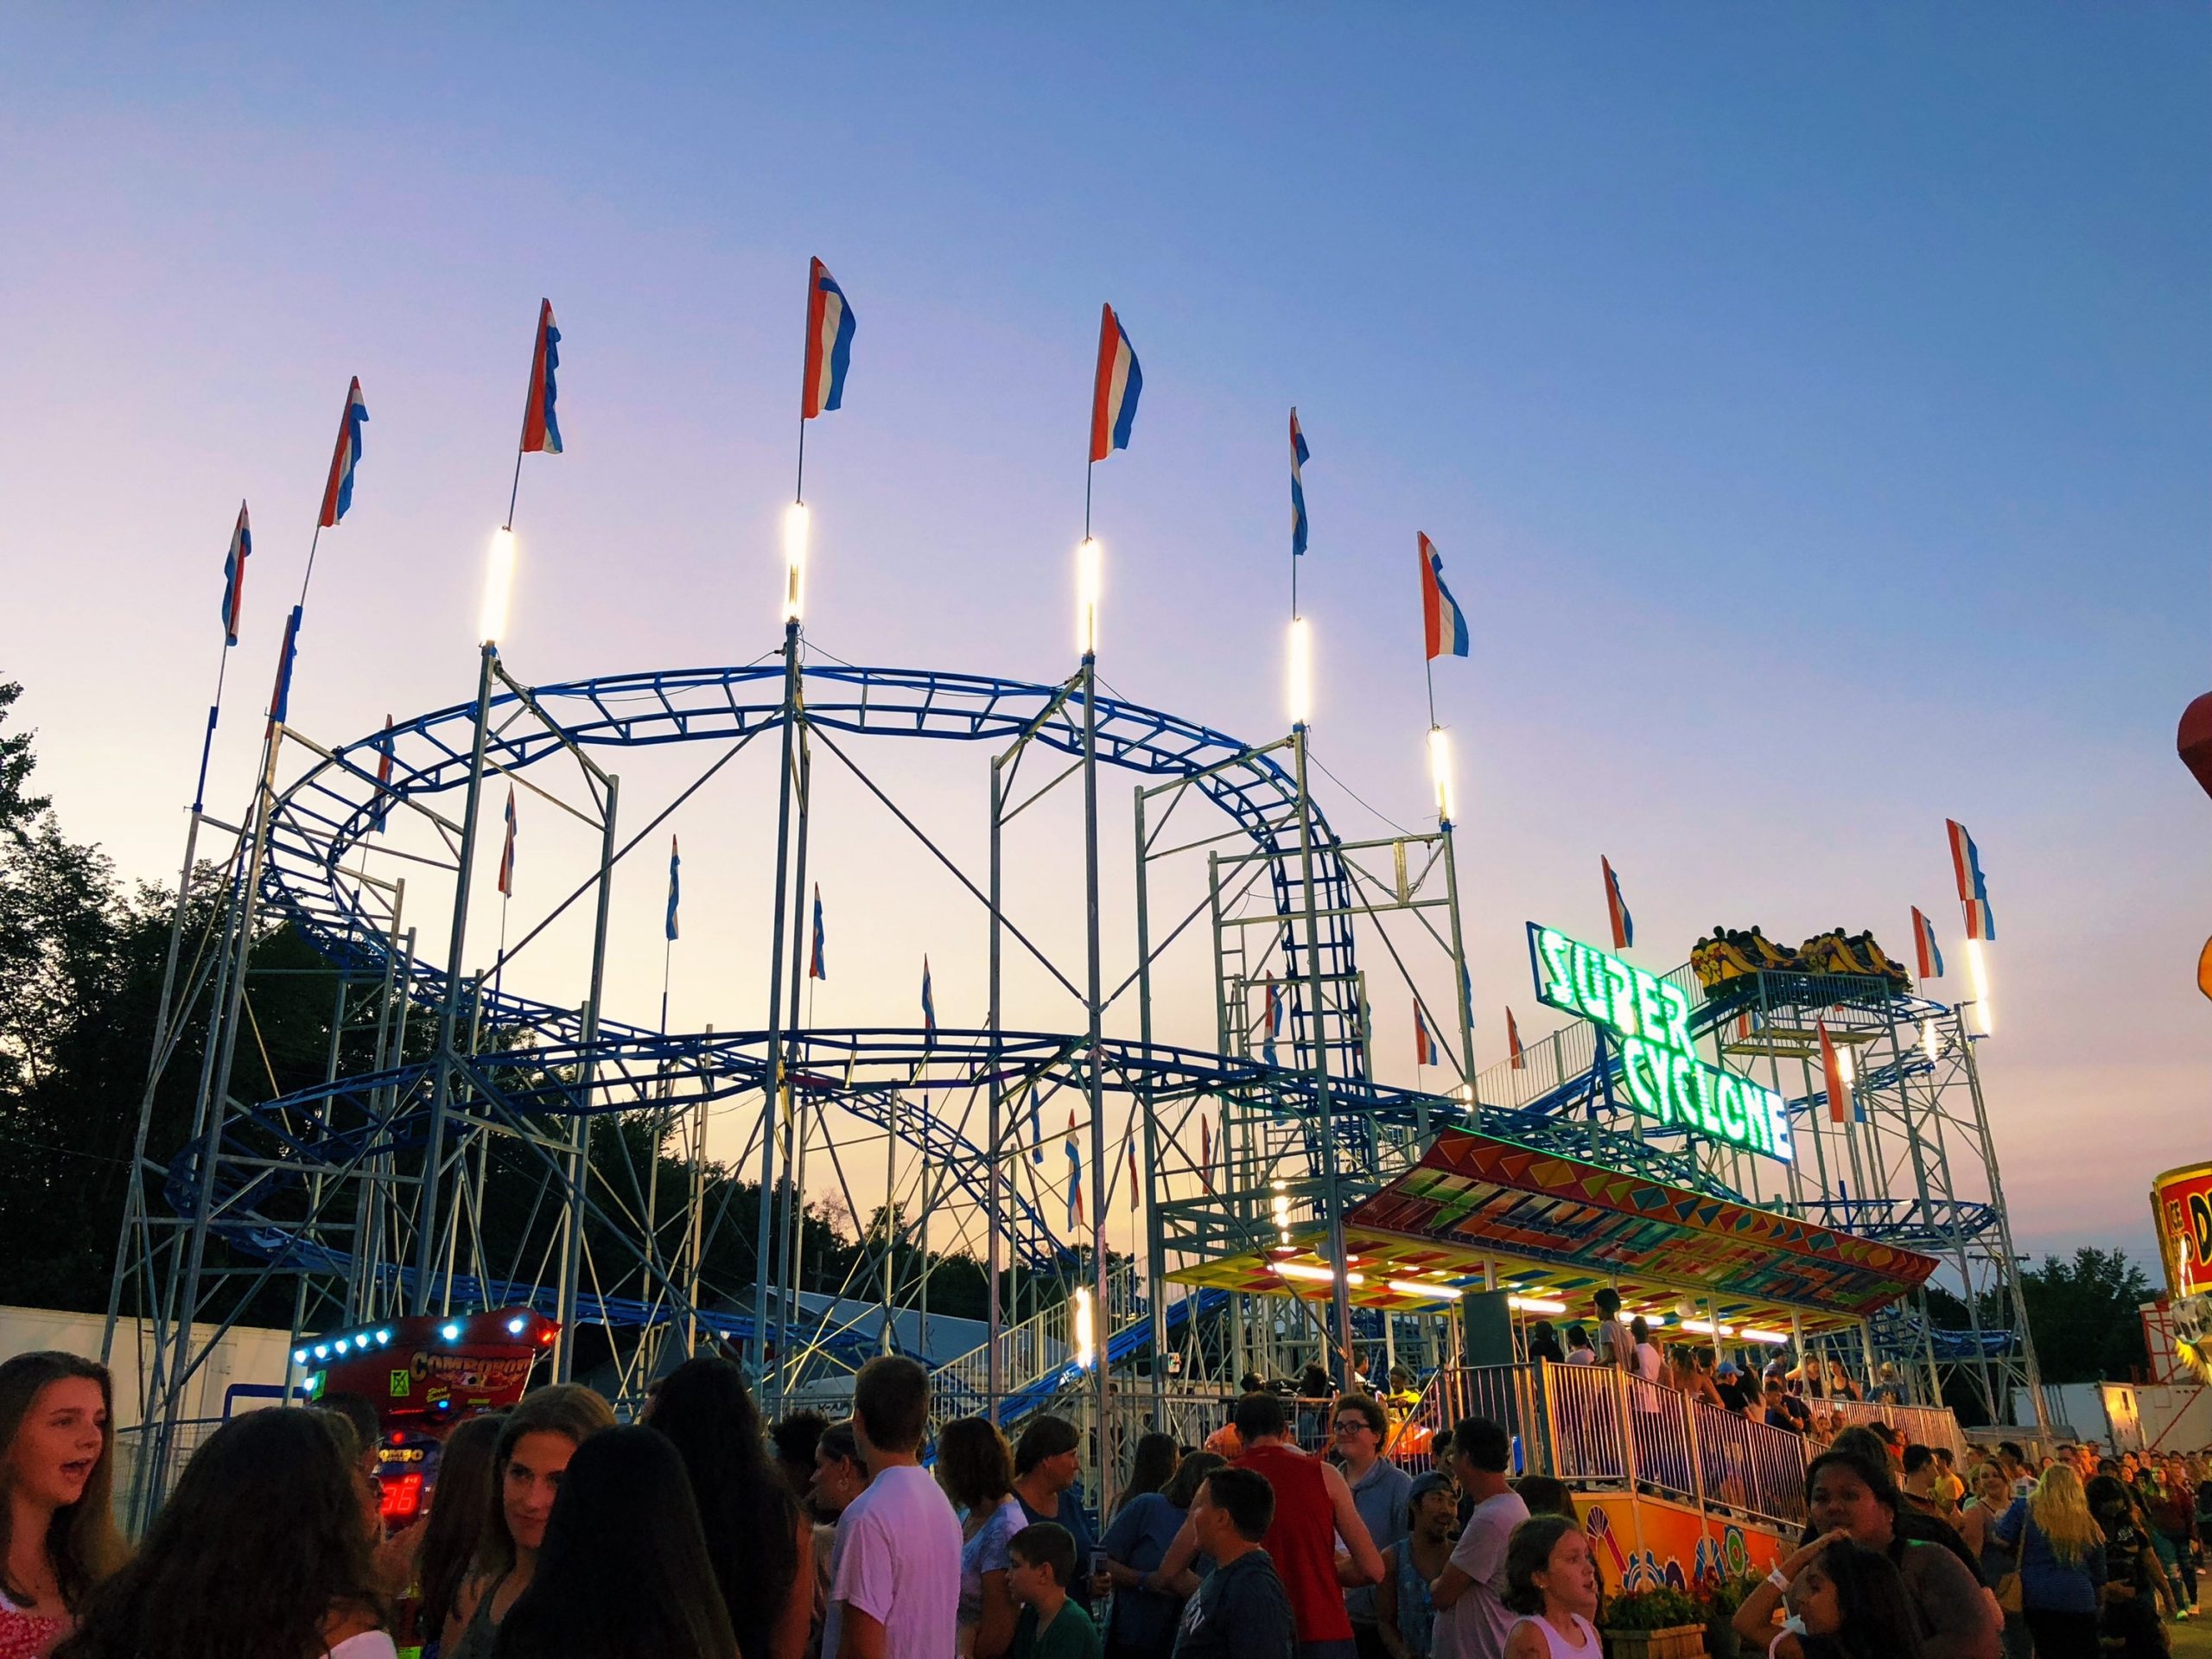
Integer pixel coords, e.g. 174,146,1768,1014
930,1261,1230,1428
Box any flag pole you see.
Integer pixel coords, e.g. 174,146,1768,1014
192,639,231,816
296,524,325,613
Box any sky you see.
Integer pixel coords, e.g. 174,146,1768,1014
1,5,2208,1274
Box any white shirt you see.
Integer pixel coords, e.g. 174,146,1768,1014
1432,1490,1529,1659
825,1464,964,1659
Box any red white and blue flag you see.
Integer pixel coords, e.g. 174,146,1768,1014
920,956,937,1049
219,502,251,646
1200,1115,1214,1194
810,884,827,980
370,715,395,834
520,299,563,454
268,605,303,731
1089,303,1142,462
1128,1140,1138,1215
1289,408,1312,557
1419,533,1469,661
1413,998,1438,1068
665,836,681,942
1262,970,1281,1065
1602,856,1634,951
802,257,857,419
1910,906,1944,980
497,785,518,898
1507,1007,1525,1070
1946,819,1995,942
318,378,369,529
1065,1110,1084,1230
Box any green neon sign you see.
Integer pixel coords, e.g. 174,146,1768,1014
1526,923,1793,1163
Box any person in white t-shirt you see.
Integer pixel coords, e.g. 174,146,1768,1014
1589,1291,1632,1375
826,1356,966,1659
1629,1319,1663,1388
1427,1417,1529,1659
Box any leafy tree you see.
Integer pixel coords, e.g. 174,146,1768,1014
2015,1247,2152,1383
0,677,49,844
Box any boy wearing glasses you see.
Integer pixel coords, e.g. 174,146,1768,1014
1333,1395,1412,1659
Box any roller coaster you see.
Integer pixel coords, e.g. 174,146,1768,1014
106,638,2045,1523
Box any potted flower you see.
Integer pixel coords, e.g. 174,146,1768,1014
1698,1573,1764,1659
1600,1586,1708,1658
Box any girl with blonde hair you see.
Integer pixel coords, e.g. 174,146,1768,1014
1993,1464,2105,1659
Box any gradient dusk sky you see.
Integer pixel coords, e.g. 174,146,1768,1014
2,7,2207,1268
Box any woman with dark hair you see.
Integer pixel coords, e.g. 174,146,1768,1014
54,1407,389,1659
936,1419,1024,1659
804,1421,868,1659
416,1413,507,1659
2082,1473,2166,1658
491,1427,734,1659
1013,1416,1100,1615
448,1385,616,1659
0,1352,123,1658
1731,1529,1928,1659
1799,1448,1999,1659
648,1357,808,1659
1119,1434,1179,1512
771,1412,830,1500
1101,1452,1222,1659
1497,1514,1599,1657
1524,1324,1565,1366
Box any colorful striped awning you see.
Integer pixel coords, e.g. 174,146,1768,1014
1167,1128,1939,1335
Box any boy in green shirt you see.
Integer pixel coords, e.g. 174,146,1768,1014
1007,1522,1104,1659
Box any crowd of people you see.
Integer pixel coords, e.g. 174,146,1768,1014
4,1342,2211,1659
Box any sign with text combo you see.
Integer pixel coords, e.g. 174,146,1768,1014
1527,923,1793,1163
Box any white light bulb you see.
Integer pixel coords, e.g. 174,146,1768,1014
479,528,517,646
1287,617,1312,728
1966,938,1993,1035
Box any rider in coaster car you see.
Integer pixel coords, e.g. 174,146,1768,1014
1747,926,1796,970
1827,930,1875,976
1713,929,1760,980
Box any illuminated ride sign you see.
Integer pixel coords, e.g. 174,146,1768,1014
2151,1163,2212,1384
1528,923,1794,1164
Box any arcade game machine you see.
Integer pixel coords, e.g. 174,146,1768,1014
295,1306,559,1528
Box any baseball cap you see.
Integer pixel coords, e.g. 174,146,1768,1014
1715,1362,1739,1378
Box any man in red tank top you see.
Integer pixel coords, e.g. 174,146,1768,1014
1151,1392,1384,1659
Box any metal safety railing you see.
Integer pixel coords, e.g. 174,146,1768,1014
932,1262,1145,1421
1397,1362,1959,1535
1825,1397,1965,1458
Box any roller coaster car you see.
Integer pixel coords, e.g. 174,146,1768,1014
1694,925,1910,991
1797,930,1911,990
1691,927,1787,988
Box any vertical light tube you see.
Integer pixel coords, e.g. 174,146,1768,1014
1077,537,1102,657
783,504,811,623
1965,938,1993,1034
1287,617,1312,728
1427,726,1455,824
479,528,517,646
1071,1285,1096,1369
